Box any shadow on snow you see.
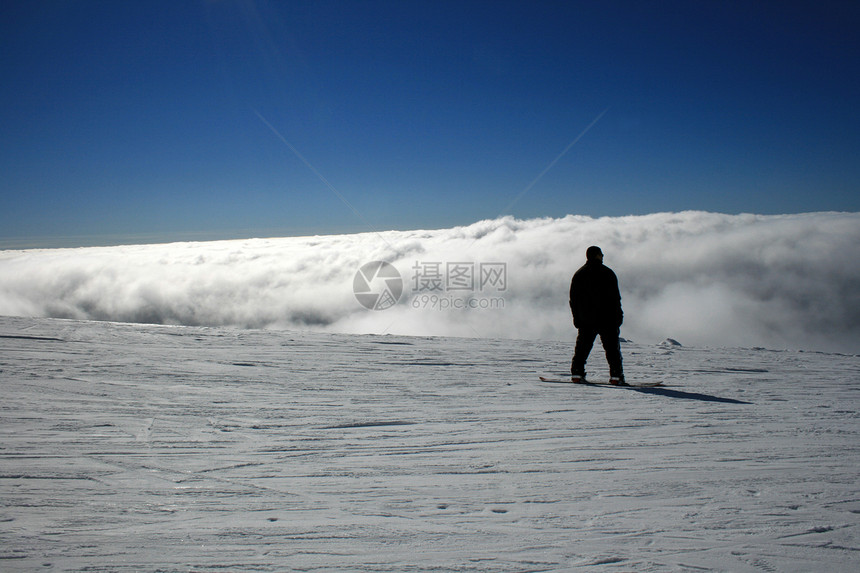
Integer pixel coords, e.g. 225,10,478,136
629,386,752,404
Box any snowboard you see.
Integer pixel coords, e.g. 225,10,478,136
539,376,664,388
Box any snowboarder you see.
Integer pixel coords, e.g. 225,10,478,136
569,246,626,385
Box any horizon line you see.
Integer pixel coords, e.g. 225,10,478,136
2,209,856,251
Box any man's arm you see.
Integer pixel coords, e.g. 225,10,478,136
611,271,623,327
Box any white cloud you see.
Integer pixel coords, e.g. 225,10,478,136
1,211,858,353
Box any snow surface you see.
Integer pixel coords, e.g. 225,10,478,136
1,315,858,572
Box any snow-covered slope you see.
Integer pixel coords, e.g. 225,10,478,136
1,316,858,571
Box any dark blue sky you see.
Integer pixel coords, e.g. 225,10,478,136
2,1,858,246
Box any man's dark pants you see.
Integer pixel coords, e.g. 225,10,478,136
571,326,623,379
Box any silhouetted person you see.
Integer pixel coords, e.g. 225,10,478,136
569,246,626,384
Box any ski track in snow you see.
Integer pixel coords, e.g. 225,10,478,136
0,316,858,572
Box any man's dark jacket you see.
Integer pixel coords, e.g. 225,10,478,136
569,260,623,330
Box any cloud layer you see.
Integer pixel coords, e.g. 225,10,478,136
1,212,858,353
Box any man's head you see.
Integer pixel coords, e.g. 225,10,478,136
586,246,603,262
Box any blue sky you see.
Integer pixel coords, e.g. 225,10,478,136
1,1,858,247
